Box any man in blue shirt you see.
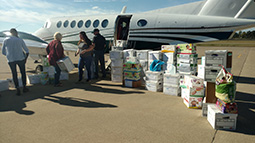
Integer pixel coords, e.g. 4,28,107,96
92,29,106,79
2,28,29,95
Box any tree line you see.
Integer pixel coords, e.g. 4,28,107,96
232,30,255,39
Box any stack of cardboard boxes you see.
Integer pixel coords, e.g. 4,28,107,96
110,50,124,83
145,51,164,92
181,75,204,108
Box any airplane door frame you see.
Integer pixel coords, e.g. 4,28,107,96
114,15,132,46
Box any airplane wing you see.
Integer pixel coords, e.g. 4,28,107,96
0,31,78,61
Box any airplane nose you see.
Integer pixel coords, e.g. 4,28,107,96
34,28,53,41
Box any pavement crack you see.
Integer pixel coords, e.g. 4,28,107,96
211,130,218,143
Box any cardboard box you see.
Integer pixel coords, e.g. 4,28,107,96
164,73,180,85
124,80,141,88
60,72,69,80
207,104,238,130
0,80,9,91
43,66,55,76
177,44,196,54
182,89,203,108
202,102,215,117
163,64,176,74
161,45,176,53
145,80,163,92
136,50,151,60
163,84,180,96
227,51,232,68
27,74,41,85
148,51,163,61
123,49,136,59
111,67,123,75
123,63,141,71
177,54,198,64
124,71,141,81
204,66,221,82
163,52,176,64
111,74,123,83
57,56,75,72
205,82,217,103
216,98,238,114
111,59,123,67
184,75,204,89
111,46,124,51
197,65,205,79
205,50,227,67
145,71,164,81
110,50,123,59
177,63,197,73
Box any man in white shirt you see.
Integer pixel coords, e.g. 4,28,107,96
2,28,29,95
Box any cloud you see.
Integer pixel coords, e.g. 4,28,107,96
0,0,118,25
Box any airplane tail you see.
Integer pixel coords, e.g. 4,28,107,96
198,0,255,19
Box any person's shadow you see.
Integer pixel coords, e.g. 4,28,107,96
41,95,117,108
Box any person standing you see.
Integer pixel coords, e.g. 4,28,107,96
1,28,29,95
92,29,106,79
75,31,94,83
46,32,65,87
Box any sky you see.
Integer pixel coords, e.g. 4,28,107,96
0,0,201,33
0,0,254,34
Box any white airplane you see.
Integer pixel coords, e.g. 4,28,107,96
1,0,255,71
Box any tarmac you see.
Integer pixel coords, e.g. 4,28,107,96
0,46,255,143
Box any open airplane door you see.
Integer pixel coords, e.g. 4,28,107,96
114,15,132,48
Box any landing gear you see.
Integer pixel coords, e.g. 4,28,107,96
35,65,43,74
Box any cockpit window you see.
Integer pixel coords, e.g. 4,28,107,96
57,21,62,28
93,20,99,28
101,19,108,28
64,20,69,28
85,20,91,28
71,20,76,28
137,19,147,27
78,20,83,28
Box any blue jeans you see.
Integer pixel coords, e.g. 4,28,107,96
94,50,106,78
78,56,92,81
8,60,27,88
54,64,61,85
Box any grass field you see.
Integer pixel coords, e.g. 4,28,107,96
196,40,255,47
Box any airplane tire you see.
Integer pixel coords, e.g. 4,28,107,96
35,65,43,74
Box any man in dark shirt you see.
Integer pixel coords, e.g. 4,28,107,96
92,29,106,79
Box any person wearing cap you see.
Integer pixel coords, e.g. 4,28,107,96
1,28,29,95
92,28,106,79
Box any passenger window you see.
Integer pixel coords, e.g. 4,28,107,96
64,20,69,28
93,19,99,28
101,19,108,28
71,20,76,28
57,21,62,28
85,20,91,28
78,20,83,28
137,19,147,27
